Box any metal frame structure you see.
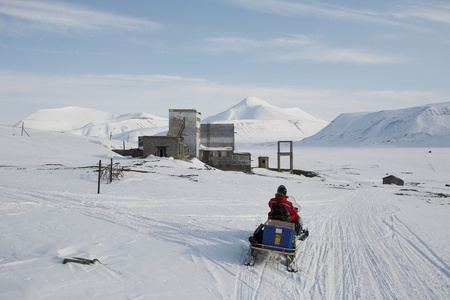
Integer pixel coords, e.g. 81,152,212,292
277,141,293,174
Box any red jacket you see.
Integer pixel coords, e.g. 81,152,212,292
268,194,300,223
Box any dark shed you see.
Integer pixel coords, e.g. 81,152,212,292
383,175,404,186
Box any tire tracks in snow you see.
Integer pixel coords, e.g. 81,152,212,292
234,243,307,299
299,188,449,300
2,185,249,299
2,186,232,248
3,185,448,299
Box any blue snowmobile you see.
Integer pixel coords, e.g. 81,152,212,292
244,195,309,272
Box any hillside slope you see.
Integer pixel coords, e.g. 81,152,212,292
301,102,450,146
16,106,168,143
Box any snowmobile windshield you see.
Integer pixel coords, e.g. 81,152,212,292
288,196,301,212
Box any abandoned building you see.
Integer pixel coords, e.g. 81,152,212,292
258,156,269,169
138,136,189,160
138,109,251,173
383,175,404,186
200,123,251,173
169,109,201,159
138,112,190,160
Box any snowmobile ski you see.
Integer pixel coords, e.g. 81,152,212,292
297,228,309,241
244,248,257,266
287,255,298,272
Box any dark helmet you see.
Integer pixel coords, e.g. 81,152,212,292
277,185,287,196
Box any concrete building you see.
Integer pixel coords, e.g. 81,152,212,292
138,109,251,172
200,149,251,173
200,123,235,150
138,114,190,160
199,123,251,173
169,109,201,159
138,136,189,159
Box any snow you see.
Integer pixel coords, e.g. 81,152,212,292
301,102,450,147
204,97,329,143
203,96,323,122
16,97,329,145
1,125,449,300
15,106,169,145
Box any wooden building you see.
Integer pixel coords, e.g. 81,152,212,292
383,175,404,186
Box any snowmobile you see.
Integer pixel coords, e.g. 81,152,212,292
244,196,309,272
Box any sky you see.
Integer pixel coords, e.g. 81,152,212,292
0,0,449,125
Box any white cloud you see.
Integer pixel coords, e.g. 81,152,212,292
277,47,402,64
392,2,450,25
222,0,400,25
223,0,450,29
201,35,402,64
202,34,314,53
0,0,162,34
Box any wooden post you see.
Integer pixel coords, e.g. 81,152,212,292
21,122,30,137
97,160,101,194
289,141,293,174
110,158,113,183
277,142,280,172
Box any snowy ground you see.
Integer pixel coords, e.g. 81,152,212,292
0,126,449,299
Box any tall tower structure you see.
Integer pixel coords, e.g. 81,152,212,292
169,109,201,159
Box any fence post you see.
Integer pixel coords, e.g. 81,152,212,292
110,158,113,183
21,122,30,137
97,160,101,194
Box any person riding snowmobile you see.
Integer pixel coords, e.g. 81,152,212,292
249,185,303,246
268,185,300,224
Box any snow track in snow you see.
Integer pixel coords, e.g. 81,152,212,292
300,189,449,299
234,187,449,300
1,178,449,299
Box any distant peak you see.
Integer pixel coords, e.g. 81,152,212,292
241,96,269,107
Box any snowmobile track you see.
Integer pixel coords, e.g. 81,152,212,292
2,184,449,299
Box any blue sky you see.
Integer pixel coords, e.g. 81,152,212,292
1,0,449,125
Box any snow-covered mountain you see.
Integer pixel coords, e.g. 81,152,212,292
15,100,450,147
15,106,168,142
301,102,450,147
203,97,329,143
15,98,329,144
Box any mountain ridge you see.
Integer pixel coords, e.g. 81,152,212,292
14,99,450,147
203,96,322,122
203,96,328,143
300,101,450,147
16,97,328,144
